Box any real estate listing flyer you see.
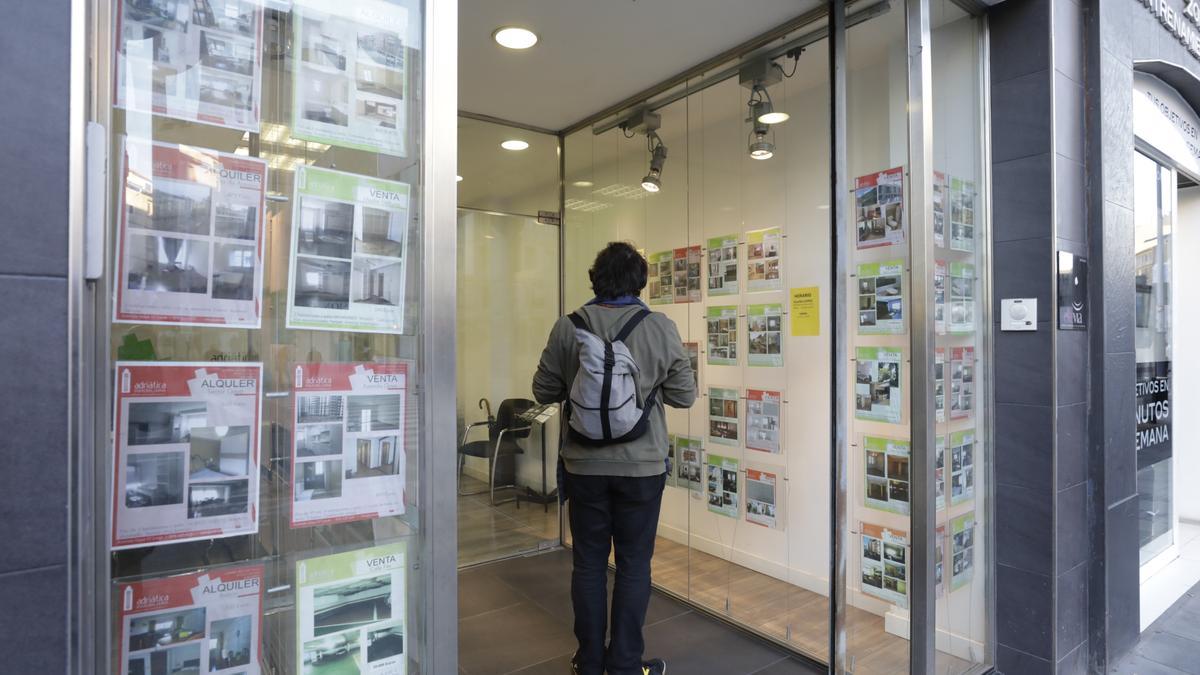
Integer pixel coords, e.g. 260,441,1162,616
934,259,947,334
936,435,946,510
111,361,262,550
647,246,701,304
118,563,264,675
706,454,740,518
936,524,946,597
857,260,904,335
745,389,782,454
933,170,946,248
950,346,976,420
935,348,946,423
861,523,908,608
863,436,911,515
708,387,740,446
666,435,677,488
948,261,976,334
114,0,264,131
745,227,782,292
855,347,903,424
684,342,700,390
287,165,410,334
854,167,905,250
706,234,740,296
296,542,407,675
114,138,267,328
745,465,782,529
706,306,739,366
675,435,704,492
951,511,976,591
291,362,408,528
292,0,410,156
747,303,784,367
950,429,976,506
949,177,977,253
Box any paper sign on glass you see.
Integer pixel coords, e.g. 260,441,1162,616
706,234,739,296
118,564,265,675
296,542,407,674
863,436,911,515
855,167,905,250
708,387,740,446
745,389,782,454
949,429,976,506
790,286,820,336
861,523,908,608
950,177,977,253
745,465,782,529
291,362,408,528
292,0,411,156
745,227,782,292
948,262,976,334
287,165,411,334
111,362,262,550
705,306,739,366
747,303,784,367
951,511,976,591
950,347,976,420
706,454,740,518
856,260,904,335
114,138,267,328
854,347,904,424
114,0,265,131
647,246,701,304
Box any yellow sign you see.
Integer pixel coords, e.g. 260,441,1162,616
790,286,820,336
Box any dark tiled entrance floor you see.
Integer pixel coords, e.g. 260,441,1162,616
459,549,823,675
1112,579,1200,674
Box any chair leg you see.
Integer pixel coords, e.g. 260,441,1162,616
457,453,489,496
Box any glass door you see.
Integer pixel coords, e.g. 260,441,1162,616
1134,151,1175,566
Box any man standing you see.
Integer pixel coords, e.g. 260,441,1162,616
533,242,696,675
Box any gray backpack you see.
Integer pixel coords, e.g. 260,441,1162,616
566,309,658,445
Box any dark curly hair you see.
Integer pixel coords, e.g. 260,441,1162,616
589,242,648,300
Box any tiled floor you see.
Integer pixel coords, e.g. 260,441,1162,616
458,549,823,675
1113,576,1200,674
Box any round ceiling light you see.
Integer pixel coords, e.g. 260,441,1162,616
572,180,594,187
456,175,463,182
757,110,790,125
493,26,538,50
501,139,529,151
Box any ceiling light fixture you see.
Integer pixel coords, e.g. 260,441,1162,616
749,83,788,125
572,180,594,188
456,175,463,182
641,131,668,193
500,139,529,151
493,26,538,50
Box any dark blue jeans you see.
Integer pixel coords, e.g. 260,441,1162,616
565,470,666,675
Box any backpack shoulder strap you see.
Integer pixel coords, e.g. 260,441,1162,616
567,312,590,333
613,308,652,343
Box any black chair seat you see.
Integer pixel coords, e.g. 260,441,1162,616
461,439,524,459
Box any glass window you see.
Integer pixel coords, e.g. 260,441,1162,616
99,0,431,672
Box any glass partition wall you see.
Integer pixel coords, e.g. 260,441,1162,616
455,117,563,566
88,0,457,672
562,0,992,671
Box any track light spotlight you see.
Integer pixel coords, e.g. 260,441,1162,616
748,117,774,160
749,83,789,125
642,131,667,193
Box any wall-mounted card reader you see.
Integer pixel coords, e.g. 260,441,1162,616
1001,298,1037,331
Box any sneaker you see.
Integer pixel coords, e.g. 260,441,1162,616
641,658,667,675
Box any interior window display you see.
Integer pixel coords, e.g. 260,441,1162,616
115,138,267,327
856,260,905,335
860,523,909,608
864,436,912,515
854,347,903,424
103,0,427,672
114,0,264,130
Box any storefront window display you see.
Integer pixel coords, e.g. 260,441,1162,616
94,0,449,672
561,0,991,671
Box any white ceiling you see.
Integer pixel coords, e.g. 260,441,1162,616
458,0,823,131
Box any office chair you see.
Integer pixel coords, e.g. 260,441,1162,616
457,397,536,505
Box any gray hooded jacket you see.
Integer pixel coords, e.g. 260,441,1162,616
532,303,697,477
